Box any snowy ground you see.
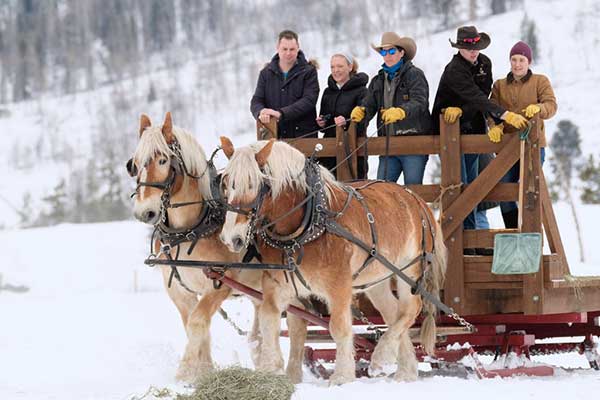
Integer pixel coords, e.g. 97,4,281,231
1,204,599,399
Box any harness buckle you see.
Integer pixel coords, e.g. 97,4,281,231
366,212,375,224
370,247,377,256
186,232,197,241
160,243,171,254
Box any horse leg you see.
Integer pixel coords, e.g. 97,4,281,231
161,268,198,332
365,280,402,375
248,299,263,367
391,284,423,382
327,284,355,385
257,271,291,374
285,298,308,383
176,286,232,382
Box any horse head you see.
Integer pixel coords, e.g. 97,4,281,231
128,112,211,227
218,136,338,253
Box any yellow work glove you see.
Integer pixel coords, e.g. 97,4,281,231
381,107,406,125
350,106,366,123
504,111,528,129
443,107,462,124
523,104,541,118
487,123,504,143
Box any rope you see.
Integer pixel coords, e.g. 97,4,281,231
433,183,463,223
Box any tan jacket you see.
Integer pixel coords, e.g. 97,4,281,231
490,71,557,146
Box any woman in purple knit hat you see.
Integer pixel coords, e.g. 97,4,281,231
488,41,558,228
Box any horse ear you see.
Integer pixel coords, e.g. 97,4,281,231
255,139,275,168
139,114,151,137
220,136,235,159
162,112,174,143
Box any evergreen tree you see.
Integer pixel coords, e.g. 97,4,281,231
39,178,68,225
549,119,585,262
521,14,539,61
578,154,600,204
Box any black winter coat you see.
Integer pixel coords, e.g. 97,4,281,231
432,53,505,134
250,51,320,138
319,72,369,138
362,61,432,136
318,72,369,179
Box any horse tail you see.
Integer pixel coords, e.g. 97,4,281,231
420,212,448,356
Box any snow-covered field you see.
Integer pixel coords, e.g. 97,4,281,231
1,203,599,399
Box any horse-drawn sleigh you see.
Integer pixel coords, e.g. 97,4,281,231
127,112,600,384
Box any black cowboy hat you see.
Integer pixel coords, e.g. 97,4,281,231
449,26,490,50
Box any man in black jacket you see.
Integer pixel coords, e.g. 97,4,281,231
351,32,431,184
432,26,527,231
250,30,319,139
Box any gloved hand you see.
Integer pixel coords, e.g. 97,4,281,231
381,107,406,125
443,107,462,124
487,123,504,143
504,111,528,129
523,104,541,118
350,106,366,123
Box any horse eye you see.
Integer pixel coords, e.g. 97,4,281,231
159,158,168,165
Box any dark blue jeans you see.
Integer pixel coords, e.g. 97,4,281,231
500,148,546,213
377,155,429,184
461,154,479,230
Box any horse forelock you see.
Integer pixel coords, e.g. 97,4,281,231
133,125,211,198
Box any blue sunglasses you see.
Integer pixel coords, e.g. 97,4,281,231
379,47,398,56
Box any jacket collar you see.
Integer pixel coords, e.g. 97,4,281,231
507,69,532,83
326,72,368,91
267,50,309,76
377,60,412,81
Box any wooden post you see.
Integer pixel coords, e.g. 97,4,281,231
519,116,544,314
335,124,358,182
439,117,465,314
256,118,278,140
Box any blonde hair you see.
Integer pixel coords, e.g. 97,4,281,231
331,53,359,76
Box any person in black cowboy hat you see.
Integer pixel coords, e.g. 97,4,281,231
432,26,528,241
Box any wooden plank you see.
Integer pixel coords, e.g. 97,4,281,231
285,138,337,157
464,255,557,286
466,282,523,290
335,125,352,181
461,133,520,154
540,171,570,280
407,183,518,204
439,117,465,313
464,288,523,314
520,117,544,314
463,229,519,249
256,118,277,140
348,123,358,180
543,286,600,313
442,133,521,240
356,135,440,156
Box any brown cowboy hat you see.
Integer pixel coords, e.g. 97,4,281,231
449,26,490,50
371,32,417,60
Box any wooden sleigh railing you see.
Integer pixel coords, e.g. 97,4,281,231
256,117,600,316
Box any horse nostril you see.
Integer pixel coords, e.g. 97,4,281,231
232,236,244,250
144,210,156,222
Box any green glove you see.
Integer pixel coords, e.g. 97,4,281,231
523,104,541,118
350,106,366,123
443,107,462,124
487,124,504,143
381,107,406,125
504,111,528,129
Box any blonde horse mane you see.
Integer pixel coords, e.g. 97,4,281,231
223,140,341,202
133,124,211,199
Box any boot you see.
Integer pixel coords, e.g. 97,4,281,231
502,209,519,229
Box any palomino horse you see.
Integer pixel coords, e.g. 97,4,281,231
128,112,268,382
218,137,447,384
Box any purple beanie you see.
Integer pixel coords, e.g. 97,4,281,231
510,41,532,63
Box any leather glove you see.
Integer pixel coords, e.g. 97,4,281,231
504,111,528,129
443,107,462,124
381,107,406,125
350,106,366,123
523,104,541,118
487,123,504,143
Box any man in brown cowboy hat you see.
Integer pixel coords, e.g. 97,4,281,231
432,26,528,237
351,32,431,184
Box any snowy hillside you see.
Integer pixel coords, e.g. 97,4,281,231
1,0,600,229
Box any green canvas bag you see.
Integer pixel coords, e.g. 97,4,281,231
491,233,542,275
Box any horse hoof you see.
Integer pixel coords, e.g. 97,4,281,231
176,362,213,383
329,371,354,386
286,367,303,384
393,370,418,382
368,364,386,378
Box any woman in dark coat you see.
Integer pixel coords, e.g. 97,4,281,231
316,53,369,179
